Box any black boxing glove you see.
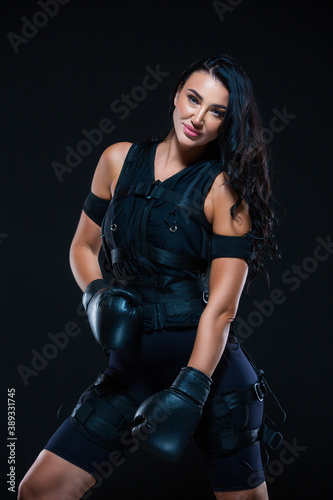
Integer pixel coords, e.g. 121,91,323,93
82,279,143,351
131,366,212,462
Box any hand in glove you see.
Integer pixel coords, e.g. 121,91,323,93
131,366,212,462
82,279,143,351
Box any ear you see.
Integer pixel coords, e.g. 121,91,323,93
174,82,184,107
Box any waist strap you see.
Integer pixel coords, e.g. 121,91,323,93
119,278,204,302
113,278,206,330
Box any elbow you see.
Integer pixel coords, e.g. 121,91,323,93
218,308,236,325
205,303,237,325
69,237,99,261
69,240,92,272
69,240,79,274
69,238,81,265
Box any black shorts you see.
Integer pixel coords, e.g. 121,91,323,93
44,327,265,492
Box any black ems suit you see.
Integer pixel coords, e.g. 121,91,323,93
45,141,275,492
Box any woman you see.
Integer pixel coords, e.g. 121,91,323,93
18,55,280,499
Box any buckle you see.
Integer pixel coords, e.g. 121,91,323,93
145,180,161,199
202,288,209,305
254,382,264,401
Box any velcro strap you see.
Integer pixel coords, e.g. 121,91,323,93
219,427,261,451
73,401,122,441
71,373,142,445
126,278,205,303
163,298,203,315
210,233,252,261
114,182,210,230
72,400,94,424
93,373,140,413
210,382,266,419
260,424,283,450
111,244,206,271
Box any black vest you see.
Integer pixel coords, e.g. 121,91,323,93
101,141,224,331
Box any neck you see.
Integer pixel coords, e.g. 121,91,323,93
159,130,208,169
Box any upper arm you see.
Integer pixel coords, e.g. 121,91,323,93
205,174,252,319
91,141,133,199
71,142,132,253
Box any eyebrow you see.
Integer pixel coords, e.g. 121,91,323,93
187,88,228,110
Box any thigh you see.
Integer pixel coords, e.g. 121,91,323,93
45,372,144,476
44,416,125,478
195,341,266,492
19,449,96,500
214,481,268,499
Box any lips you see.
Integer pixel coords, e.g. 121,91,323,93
183,124,201,137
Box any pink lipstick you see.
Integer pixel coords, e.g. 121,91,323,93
183,124,201,137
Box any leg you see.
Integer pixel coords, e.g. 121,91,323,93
214,481,269,499
18,449,96,500
18,372,143,500
195,342,268,496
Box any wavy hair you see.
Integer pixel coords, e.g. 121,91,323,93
140,54,280,288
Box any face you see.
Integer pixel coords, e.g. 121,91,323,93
172,70,229,148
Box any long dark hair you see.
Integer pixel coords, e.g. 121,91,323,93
141,54,280,288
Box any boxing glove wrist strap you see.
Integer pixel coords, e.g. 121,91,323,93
171,366,212,407
82,278,110,311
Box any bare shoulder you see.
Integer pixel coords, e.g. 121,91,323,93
91,142,133,199
210,171,251,236
102,141,133,166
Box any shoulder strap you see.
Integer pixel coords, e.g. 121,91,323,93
113,143,144,196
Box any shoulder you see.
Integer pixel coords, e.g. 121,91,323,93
100,141,133,170
210,171,251,236
91,142,133,199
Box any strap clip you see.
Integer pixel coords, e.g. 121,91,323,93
254,382,264,401
202,287,209,305
145,180,161,199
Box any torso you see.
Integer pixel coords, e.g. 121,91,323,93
110,142,219,225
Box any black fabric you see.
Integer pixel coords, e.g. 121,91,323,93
70,372,142,452
210,233,253,262
83,191,110,227
99,141,254,330
43,143,267,491
44,332,266,490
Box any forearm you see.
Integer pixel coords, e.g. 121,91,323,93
69,243,104,292
187,308,232,378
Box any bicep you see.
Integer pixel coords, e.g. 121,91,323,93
205,175,251,318
71,211,103,257
205,257,248,320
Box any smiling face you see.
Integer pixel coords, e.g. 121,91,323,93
172,70,229,149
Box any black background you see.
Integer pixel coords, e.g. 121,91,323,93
1,0,332,498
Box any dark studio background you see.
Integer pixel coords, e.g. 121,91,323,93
1,0,332,498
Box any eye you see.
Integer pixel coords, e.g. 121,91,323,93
212,109,225,119
187,94,199,104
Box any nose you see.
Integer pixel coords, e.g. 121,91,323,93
191,108,205,128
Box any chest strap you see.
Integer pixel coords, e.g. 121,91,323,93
113,180,212,232
111,244,207,272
